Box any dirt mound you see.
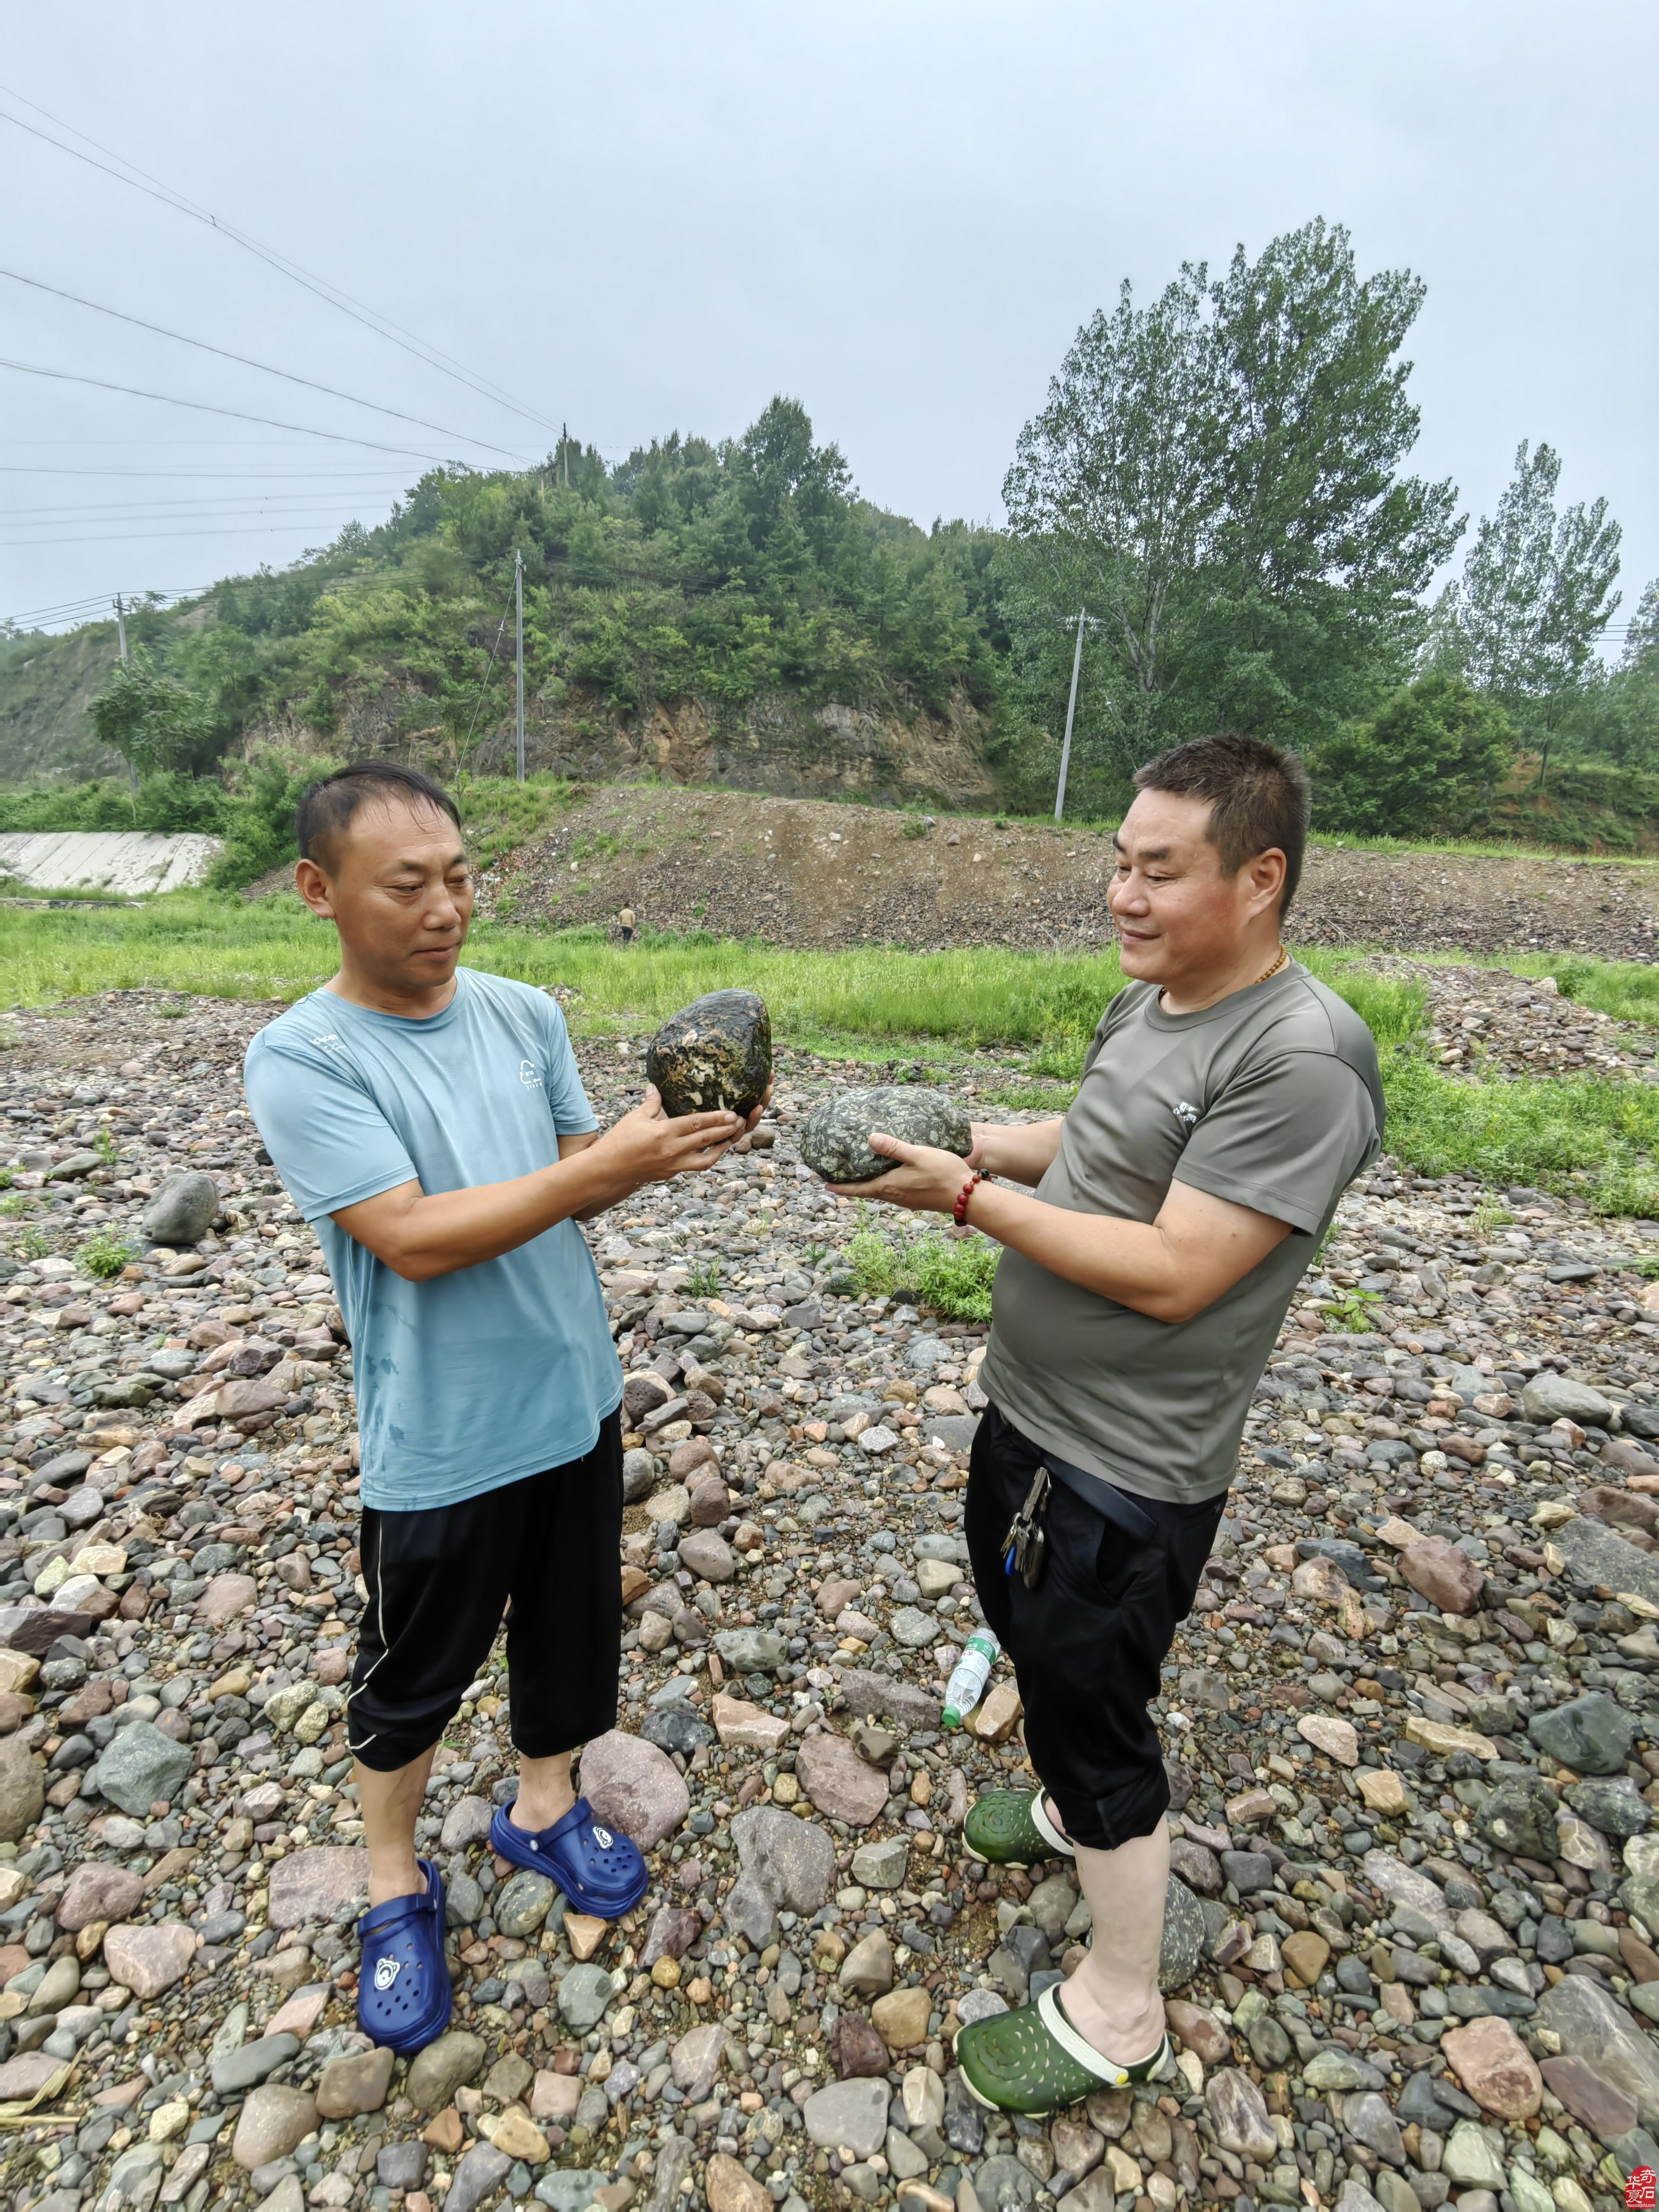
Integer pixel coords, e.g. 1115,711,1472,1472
477,784,1659,960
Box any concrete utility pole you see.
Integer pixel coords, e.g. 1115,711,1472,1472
114,594,137,802
514,549,526,784
1054,608,1086,823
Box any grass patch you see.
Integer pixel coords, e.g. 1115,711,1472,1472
0,895,1426,1063
847,1220,1000,1322
1380,1048,1659,1217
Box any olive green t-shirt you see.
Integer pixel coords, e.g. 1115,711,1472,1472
981,960,1383,1505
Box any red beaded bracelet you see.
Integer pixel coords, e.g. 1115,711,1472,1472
953,1168,990,1226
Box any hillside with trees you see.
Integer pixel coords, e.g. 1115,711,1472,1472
4,218,1657,872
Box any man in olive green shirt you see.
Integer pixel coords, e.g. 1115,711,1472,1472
833,733,1381,2114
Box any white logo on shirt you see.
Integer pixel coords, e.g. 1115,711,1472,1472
519,1059,542,1088
1173,1099,1201,1133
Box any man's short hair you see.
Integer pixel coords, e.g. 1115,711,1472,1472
296,762,463,874
1133,733,1311,911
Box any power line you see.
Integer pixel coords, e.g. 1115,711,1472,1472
0,266,523,458
0,85,563,440
0,465,414,480
3,490,403,520
0,522,365,549
0,358,470,462
4,584,209,627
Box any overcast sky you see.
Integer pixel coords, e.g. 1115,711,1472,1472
3,0,1654,642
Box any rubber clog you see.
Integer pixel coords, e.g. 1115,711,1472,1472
962,1789,1075,1866
957,1983,1171,2115
356,1859,451,2054
489,1795,648,1918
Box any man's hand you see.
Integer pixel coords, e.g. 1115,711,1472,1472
596,1084,748,1187
827,1132,973,1213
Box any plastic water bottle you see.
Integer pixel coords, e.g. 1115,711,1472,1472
943,1632,1000,1730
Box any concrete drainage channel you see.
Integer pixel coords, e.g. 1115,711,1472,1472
0,831,222,898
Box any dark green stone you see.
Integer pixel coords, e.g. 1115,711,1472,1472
644,990,772,1118
800,1085,973,1183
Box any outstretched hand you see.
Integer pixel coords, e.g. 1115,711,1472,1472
827,1130,974,1214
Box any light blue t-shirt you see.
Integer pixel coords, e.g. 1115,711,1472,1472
242,967,622,1513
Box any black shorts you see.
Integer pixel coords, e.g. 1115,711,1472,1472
965,1400,1227,1851
347,1411,624,1773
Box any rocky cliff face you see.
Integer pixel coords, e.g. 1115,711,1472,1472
308,683,998,810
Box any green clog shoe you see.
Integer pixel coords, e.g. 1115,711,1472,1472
962,1789,1075,1866
957,1983,1171,2115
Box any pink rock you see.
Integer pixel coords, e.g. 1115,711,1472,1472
530,2069,582,2121
678,1530,734,1583
264,1984,332,2039
269,1846,369,1930
579,1730,690,1849
56,1862,144,1932
1442,2015,1542,2119
1398,1537,1484,1615
313,1649,351,1687
795,1731,889,1826
816,1579,861,1618
1165,1998,1232,2066
104,1921,197,1999
197,1574,258,1623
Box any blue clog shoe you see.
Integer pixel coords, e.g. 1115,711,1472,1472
356,1859,451,2054
489,1796,648,1918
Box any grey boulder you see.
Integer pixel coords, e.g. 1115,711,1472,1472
140,1171,221,1247
800,1085,972,1183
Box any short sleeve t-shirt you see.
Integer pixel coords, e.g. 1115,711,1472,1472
982,960,1382,1506
242,967,621,1513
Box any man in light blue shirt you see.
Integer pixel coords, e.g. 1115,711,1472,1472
244,763,753,2055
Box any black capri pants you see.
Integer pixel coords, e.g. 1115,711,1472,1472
965,1401,1227,1851
347,1411,623,1773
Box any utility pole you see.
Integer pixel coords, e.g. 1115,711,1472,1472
114,594,137,804
561,423,569,490
514,549,526,784
1054,608,1086,823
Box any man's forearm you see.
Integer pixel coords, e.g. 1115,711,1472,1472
336,1149,636,1281
974,1117,1065,1186
964,1182,1189,1321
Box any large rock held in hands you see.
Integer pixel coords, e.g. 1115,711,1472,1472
646,992,772,1118
801,1086,973,1184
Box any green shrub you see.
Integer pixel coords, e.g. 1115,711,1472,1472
1313,674,1514,836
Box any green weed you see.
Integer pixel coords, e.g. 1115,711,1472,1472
683,1258,721,1298
12,1227,49,1260
79,1232,139,1279
847,1221,1000,1321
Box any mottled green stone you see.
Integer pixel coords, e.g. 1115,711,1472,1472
644,990,772,1118
800,1085,973,1183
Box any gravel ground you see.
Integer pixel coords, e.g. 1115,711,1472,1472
1372,961,1659,1082
470,789,1659,963
1,990,1658,2212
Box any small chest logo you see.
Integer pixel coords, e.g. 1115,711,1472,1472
519,1059,542,1088
1172,1099,1201,1134
373,1956,401,1992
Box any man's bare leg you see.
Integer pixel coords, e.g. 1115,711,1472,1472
358,1745,439,1908
1039,1792,1170,2064
510,1750,576,1833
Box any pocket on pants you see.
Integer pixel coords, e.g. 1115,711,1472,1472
1091,1483,1160,1606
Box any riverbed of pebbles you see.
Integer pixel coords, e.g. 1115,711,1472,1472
1373,961,1659,1084
0,988,1657,2212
